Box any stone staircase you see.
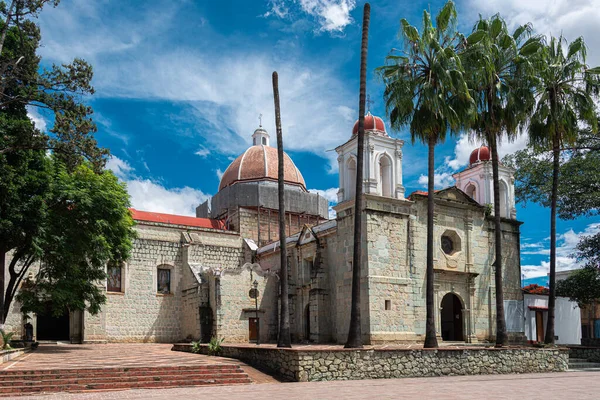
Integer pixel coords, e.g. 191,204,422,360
568,357,600,372
0,364,252,395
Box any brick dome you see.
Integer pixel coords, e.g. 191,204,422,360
352,112,387,137
469,146,491,166
219,145,306,191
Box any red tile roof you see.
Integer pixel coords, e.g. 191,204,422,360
130,209,226,230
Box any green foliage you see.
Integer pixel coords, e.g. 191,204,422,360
377,0,473,145
191,341,201,354
15,160,135,317
504,148,600,219
0,329,14,350
207,337,224,356
556,265,600,307
527,35,600,156
0,2,106,170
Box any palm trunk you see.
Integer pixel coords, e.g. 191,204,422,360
490,136,507,347
0,250,5,325
544,136,559,344
345,3,370,349
424,134,438,348
272,71,291,348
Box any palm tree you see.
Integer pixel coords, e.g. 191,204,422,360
272,71,291,348
345,2,370,349
527,36,600,344
463,15,540,347
378,0,473,348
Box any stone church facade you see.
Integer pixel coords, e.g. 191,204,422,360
3,114,524,344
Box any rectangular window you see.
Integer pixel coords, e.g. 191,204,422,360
157,268,171,294
385,300,391,310
107,264,122,292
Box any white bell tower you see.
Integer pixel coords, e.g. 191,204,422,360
452,146,517,219
335,112,405,203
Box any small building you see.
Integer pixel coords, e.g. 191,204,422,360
522,285,581,345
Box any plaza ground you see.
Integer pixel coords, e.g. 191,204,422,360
1,371,598,399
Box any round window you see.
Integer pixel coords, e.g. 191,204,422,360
441,235,454,255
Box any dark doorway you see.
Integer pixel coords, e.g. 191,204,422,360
199,306,213,343
536,311,545,342
304,304,311,341
249,317,258,342
36,306,70,341
441,293,464,341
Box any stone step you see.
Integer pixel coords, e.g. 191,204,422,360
0,376,253,395
568,367,600,372
0,364,240,378
568,358,589,362
568,362,600,369
0,372,248,387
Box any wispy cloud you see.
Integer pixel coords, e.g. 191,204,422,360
520,222,600,278
309,187,338,218
264,0,357,34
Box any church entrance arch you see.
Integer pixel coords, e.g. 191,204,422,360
440,293,464,341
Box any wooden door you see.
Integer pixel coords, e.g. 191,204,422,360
536,311,544,342
249,318,258,342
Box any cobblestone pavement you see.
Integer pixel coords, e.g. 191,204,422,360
1,343,278,383
4,371,598,399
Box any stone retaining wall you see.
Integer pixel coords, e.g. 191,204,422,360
569,346,600,362
173,344,568,382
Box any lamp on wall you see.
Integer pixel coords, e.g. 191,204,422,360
249,280,260,345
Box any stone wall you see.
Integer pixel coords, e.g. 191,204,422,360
174,344,567,382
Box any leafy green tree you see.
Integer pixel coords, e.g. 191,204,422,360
556,265,600,309
15,160,134,318
378,0,473,348
526,35,600,344
0,2,105,170
345,2,370,350
462,15,540,346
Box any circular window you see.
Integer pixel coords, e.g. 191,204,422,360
441,236,454,255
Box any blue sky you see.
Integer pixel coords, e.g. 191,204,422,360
30,0,600,281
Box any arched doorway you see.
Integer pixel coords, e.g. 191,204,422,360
304,304,311,341
347,158,356,200
441,293,464,341
379,154,392,197
36,303,70,341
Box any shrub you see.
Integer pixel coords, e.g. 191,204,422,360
208,337,224,356
191,341,202,354
0,330,15,350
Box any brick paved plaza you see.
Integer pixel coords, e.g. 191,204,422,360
1,371,597,399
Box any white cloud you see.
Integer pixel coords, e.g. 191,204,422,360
105,156,208,216
299,0,356,33
264,0,356,34
195,147,211,157
216,169,224,180
27,107,47,132
520,222,600,278
465,0,600,66
105,155,134,180
417,172,455,189
126,179,208,216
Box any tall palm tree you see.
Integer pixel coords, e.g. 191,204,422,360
345,2,370,349
527,36,600,344
463,15,540,347
272,71,291,348
378,0,473,348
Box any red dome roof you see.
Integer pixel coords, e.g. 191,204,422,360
219,145,306,191
352,112,387,137
469,146,491,166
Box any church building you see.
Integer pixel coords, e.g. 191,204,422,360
3,113,524,345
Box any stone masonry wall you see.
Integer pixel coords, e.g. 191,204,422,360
175,344,567,382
